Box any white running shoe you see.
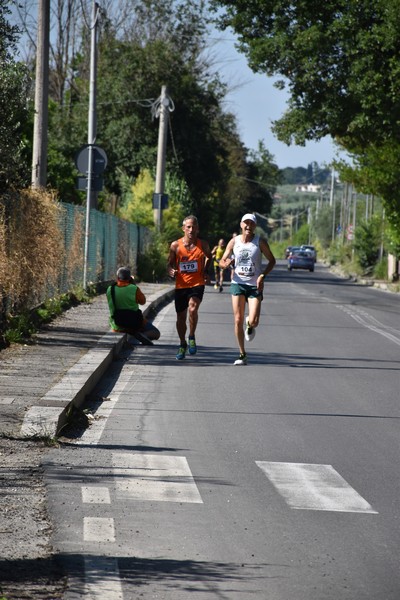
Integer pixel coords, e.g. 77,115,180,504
234,353,247,365
244,318,256,342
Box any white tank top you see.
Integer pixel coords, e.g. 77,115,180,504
232,234,262,286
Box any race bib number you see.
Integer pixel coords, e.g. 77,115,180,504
237,263,255,277
179,260,198,273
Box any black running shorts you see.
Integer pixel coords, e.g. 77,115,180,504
174,285,205,313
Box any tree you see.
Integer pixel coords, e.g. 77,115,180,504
38,0,238,220
313,204,333,249
211,0,400,245
72,1,261,236
211,0,400,149
0,1,32,190
245,141,281,216
353,215,382,273
119,169,154,228
9,0,279,239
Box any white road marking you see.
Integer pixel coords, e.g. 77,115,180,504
84,556,123,599
256,461,378,513
0,397,15,404
82,486,111,504
112,453,203,503
83,517,116,542
338,305,400,347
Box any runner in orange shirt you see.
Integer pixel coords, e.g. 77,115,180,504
167,215,212,360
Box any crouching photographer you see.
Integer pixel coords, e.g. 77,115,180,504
106,267,160,345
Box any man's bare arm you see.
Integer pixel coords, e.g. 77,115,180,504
167,241,179,278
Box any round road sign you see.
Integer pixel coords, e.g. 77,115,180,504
75,145,108,175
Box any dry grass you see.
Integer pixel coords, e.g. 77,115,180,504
65,208,84,286
0,189,65,312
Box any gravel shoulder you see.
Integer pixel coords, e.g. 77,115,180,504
0,435,66,599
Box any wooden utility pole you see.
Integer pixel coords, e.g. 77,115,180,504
329,166,335,206
31,0,50,188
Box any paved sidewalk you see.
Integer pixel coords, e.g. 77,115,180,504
0,282,174,439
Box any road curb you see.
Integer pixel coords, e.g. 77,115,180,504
20,287,175,438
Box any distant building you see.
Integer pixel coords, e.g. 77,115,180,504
295,184,321,193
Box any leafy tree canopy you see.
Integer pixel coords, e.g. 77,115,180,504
211,0,400,246
0,0,20,59
211,0,400,151
10,0,281,239
0,1,31,190
47,0,280,237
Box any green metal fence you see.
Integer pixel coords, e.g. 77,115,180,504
59,202,151,294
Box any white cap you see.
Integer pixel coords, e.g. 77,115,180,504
241,213,257,224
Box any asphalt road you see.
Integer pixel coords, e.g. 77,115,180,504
44,262,400,599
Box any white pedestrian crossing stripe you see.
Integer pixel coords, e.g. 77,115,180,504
256,461,378,513
83,517,116,542
84,556,123,599
112,453,203,503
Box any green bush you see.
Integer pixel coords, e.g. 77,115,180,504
4,312,37,344
373,258,388,280
137,232,169,282
292,223,309,246
313,205,334,248
354,217,381,272
327,241,352,266
269,240,287,259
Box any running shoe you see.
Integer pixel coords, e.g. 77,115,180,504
214,283,219,289
176,345,187,360
234,353,247,366
219,284,223,292
188,337,197,355
244,318,256,342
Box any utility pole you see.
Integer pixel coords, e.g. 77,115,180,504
352,190,357,233
153,86,170,229
83,1,99,289
329,166,335,206
331,194,336,242
31,0,50,188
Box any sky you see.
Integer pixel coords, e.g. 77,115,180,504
209,31,340,170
